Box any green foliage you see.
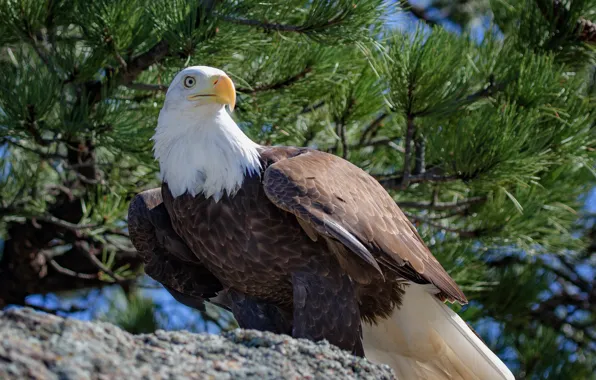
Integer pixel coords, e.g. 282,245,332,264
386,27,477,115
101,289,159,334
0,0,595,378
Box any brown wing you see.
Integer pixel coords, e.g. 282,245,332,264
262,149,467,304
128,188,225,310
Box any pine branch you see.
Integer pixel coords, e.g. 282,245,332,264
415,75,517,118
488,254,594,352
535,0,596,44
45,184,75,202
544,255,593,295
221,16,343,34
377,172,461,188
48,259,98,280
413,135,425,175
75,241,125,283
125,83,168,92
300,100,325,114
27,31,59,77
103,235,137,256
396,196,487,210
367,136,405,151
120,40,170,85
530,296,596,354
1,137,65,160
398,0,438,27
328,135,405,154
34,215,98,230
237,67,312,93
358,112,388,145
400,113,416,189
24,105,49,146
404,211,482,238
335,97,355,159
419,209,470,221
74,171,103,185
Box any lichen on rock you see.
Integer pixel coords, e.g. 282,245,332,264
0,308,395,379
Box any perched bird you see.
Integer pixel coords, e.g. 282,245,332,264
128,66,515,380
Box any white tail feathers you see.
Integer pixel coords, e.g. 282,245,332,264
362,284,515,380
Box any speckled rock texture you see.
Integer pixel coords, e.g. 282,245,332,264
0,308,395,379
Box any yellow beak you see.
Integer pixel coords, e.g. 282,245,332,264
186,74,236,111
213,75,236,111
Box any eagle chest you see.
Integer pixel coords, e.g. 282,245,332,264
162,177,323,301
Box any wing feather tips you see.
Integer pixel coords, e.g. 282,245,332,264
323,218,384,278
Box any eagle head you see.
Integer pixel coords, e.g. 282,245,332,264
162,66,236,114
152,65,260,201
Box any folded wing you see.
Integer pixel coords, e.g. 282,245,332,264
262,149,466,304
128,188,225,311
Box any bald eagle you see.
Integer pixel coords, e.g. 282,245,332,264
128,66,514,380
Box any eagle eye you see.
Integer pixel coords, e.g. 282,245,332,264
183,76,196,88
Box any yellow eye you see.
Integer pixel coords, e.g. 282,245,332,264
184,76,196,88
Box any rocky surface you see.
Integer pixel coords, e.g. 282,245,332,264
0,308,394,379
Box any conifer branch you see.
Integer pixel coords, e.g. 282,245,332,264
535,0,596,44
76,241,125,283
48,259,98,280
415,75,516,118
300,101,325,114
335,97,355,159
404,211,482,238
396,196,487,210
120,40,170,85
237,67,313,93
488,253,595,352
221,16,343,34
545,255,593,295
378,171,460,188
366,136,405,151
462,77,514,104
125,83,168,92
34,215,98,230
27,32,59,76
1,137,65,160
74,171,103,185
328,135,406,154
24,105,48,146
359,112,388,145
400,114,416,189
413,136,425,175
530,299,596,353
398,0,438,27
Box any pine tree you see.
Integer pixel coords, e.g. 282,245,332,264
0,1,594,378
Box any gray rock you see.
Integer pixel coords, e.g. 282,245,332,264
0,308,395,379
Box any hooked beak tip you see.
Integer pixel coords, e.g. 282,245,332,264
214,74,236,112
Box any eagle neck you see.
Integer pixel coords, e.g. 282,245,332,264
152,107,262,201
